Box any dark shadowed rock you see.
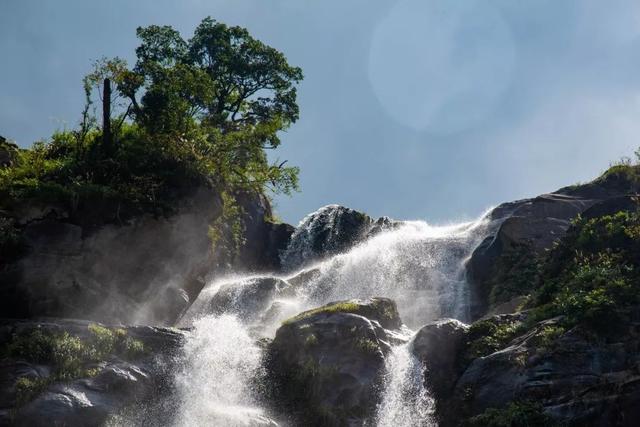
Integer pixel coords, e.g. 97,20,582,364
0,188,293,325
411,319,468,400
14,362,151,427
267,298,403,426
0,136,18,168
234,192,294,271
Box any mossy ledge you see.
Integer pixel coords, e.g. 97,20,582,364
2,323,146,406
281,297,401,329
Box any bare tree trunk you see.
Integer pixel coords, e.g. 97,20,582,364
102,78,112,154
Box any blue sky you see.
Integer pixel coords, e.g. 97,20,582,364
3,0,640,224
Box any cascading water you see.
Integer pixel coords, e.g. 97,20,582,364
290,218,489,327
376,341,436,427
155,206,492,426
173,315,272,427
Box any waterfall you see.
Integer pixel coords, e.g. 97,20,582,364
163,208,492,426
292,218,490,327
376,340,436,427
173,315,274,427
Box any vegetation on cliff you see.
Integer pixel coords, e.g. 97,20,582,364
0,17,302,258
450,163,640,426
2,324,145,406
531,204,640,334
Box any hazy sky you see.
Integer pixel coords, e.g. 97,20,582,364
3,0,640,224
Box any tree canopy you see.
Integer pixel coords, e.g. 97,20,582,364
0,17,303,218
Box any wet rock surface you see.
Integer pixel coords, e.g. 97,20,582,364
0,188,291,325
266,298,403,426
411,319,469,400
208,277,291,322
280,205,399,270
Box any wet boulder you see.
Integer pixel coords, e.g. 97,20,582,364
208,277,291,322
267,298,403,426
280,205,375,270
411,319,469,400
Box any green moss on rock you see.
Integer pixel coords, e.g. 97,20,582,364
3,323,146,406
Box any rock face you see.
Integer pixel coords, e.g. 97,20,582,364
0,136,18,168
267,298,403,426
0,188,292,325
466,170,640,319
234,191,295,271
439,314,640,427
280,205,398,270
411,319,469,400
0,319,184,427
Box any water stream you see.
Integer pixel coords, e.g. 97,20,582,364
142,207,492,426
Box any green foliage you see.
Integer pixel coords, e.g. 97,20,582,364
1,16,302,236
488,245,542,306
0,215,24,261
87,323,145,360
467,401,556,427
14,377,50,407
465,319,525,360
532,325,565,351
533,209,640,334
208,191,246,257
598,161,640,187
4,324,145,405
355,337,379,355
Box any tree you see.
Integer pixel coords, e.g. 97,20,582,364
83,57,130,154
103,17,303,194
0,16,302,220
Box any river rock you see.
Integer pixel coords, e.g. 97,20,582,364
267,298,402,426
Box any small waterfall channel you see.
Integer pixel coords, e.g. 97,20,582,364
142,206,491,426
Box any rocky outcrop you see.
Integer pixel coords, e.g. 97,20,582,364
466,168,640,319
0,188,292,325
234,192,295,272
0,318,184,427
280,205,398,270
439,314,640,427
266,298,403,426
411,319,468,400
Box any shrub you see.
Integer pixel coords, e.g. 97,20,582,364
532,209,640,335
4,324,145,405
467,401,557,427
465,319,526,360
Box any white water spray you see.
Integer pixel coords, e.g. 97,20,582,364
173,315,274,426
376,340,436,427
170,207,492,426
